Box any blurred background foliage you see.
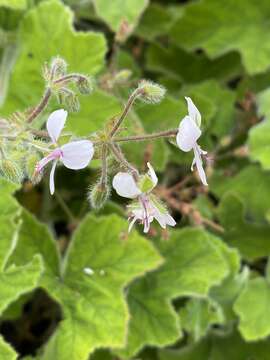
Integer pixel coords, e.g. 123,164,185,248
1,0,270,359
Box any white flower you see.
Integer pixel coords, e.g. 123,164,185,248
35,109,94,195
177,97,208,186
112,162,176,233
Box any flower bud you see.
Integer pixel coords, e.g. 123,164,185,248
62,91,80,112
89,182,110,210
115,20,133,43
25,152,42,183
114,70,132,85
50,57,67,79
0,159,23,184
76,76,94,95
138,80,166,104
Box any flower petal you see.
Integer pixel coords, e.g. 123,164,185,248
152,205,176,229
47,109,68,143
177,116,201,152
112,172,141,199
49,160,57,195
185,97,201,127
193,144,208,186
61,140,94,170
128,216,138,233
147,162,158,187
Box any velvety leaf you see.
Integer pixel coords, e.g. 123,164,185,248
179,298,224,342
0,0,26,9
234,277,270,341
0,179,20,270
248,88,270,169
135,4,181,41
0,336,16,360
146,43,242,84
158,331,270,360
93,0,148,34
117,228,230,358
210,165,270,221
218,193,270,260
2,0,107,115
0,255,43,315
9,212,162,360
206,232,248,322
169,0,270,74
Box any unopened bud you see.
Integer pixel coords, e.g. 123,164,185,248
76,76,94,95
42,62,50,82
114,70,132,85
25,152,42,183
62,91,80,112
50,57,67,79
0,159,23,184
89,182,110,210
115,20,133,43
138,80,166,104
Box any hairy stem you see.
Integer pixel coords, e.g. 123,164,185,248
114,129,178,143
27,87,52,123
110,88,143,137
53,74,87,85
100,145,108,187
109,142,139,180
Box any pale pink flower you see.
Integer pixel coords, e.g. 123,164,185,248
113,162,176,233
35,109,94,195
177,97,208,186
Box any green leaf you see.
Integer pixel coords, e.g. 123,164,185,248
0,255,43,315
218,193,270,260
9,212,162,360
158,331,270,360
2,0,107,115
169,0,270,74
248,88,270,169
0,179,20,271
234,276,270,341
0,0,26,10
9,210,60,290
146,43,242,84
209,235,248,321
210,165,270,221
179,298,224,342
0,336,16,360
135,3,181,41
93,0,149,34
117,228,229,358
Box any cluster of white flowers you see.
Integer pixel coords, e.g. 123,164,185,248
36,97,207,233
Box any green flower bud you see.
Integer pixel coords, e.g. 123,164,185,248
0,159,24,184
25,152,41,182
62,91,80,112
114,70,132,84
50,56,67,79
138,80,166,104
76,76,94,95
89,182,110,210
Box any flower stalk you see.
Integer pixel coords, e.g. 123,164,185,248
26,87,52,123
